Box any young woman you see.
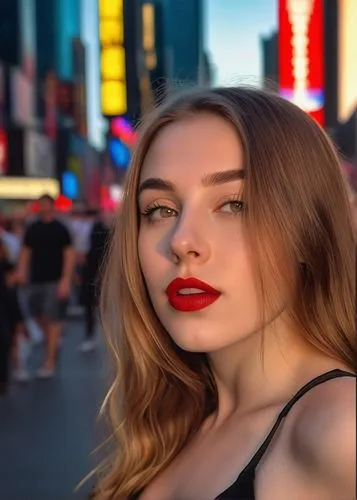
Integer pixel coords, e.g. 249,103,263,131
95,87,356,500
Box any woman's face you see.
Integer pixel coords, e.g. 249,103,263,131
138,113,288,353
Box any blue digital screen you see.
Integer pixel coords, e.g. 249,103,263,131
62,171,79,199
109,138,131,169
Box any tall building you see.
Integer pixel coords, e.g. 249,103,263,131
140,0,205,94
35,0,82,120
80,0,105,150
161,0,205,86
261,31,278,90
0,1,21,67
323,0,339,132
201,52,214,87
142,1,166,104
0,0,103,208
0,0,57,207
99,0,207,207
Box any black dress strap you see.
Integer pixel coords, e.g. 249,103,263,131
239,368,356,474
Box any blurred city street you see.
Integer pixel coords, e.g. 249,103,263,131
0,317,106,500
0,0,356,499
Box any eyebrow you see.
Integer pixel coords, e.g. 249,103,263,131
138,169,245,194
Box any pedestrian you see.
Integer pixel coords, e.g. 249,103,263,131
0,216,21,264
0,241,13,395
17,194,74,378
94,87,356,500
79,209,109,352
69,205,94,311
2,261,30,382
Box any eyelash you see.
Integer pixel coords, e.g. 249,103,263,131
142,201,172,218
141,197,245,223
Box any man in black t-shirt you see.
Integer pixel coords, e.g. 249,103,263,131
17,195,74,378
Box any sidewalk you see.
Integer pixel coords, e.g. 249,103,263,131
0,319,108,500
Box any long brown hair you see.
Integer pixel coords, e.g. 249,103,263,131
95,87,356,499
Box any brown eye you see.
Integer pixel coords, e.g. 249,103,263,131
220,200,244,215
157,207,176,219
143,205,178,222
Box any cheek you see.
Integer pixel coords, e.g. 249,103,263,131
138,229,163,293
138,231,149,279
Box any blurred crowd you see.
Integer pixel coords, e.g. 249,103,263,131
0,196,111,395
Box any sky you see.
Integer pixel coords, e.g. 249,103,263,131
205,0,278,86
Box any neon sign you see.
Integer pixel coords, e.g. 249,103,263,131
279,0,325,125
142,3,157,70
110,116,137,147
99,0,127,116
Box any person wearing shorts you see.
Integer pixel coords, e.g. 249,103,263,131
17,195,74,378
27,282,68,324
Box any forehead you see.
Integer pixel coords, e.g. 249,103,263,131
141,113,243,181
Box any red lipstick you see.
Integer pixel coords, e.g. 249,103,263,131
165,277,221,312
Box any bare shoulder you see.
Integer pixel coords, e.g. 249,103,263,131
290,375,356,497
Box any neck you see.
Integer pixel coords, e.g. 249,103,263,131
208,315,339,422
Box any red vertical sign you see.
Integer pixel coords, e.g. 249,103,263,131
0,129,7,175
44,71,58,139
279,0,325,126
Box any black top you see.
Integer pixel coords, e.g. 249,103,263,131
216,369,356,499
86,221,109,277
0,260,22,329
23,219,72,284
0,260,10,320
131,369,356,500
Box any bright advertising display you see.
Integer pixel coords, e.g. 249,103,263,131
338,0,357,122
0,178,59,200
99,0,127,116
109,116,137,169
142,3,157,71
279,0,325,126
0,129,7,175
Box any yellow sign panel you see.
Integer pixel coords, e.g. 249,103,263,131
145,53,157,71
100,19,124,45
101,81,127,116
101,46,126,80
142,3,156,71
0,178,60,200
142,3,155,52
99,0,122,18
99,0,127,116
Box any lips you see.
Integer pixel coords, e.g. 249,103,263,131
165,277,221,312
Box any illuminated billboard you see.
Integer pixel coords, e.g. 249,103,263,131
142,3,157,71
0,177,59,200
338,0,357,122
0,129,8,175
279,0,325,126
99,0,127,116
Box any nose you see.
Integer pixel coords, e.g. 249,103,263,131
169,210,211,265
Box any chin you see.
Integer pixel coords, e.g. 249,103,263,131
166,326,226,353
171,337,208,353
